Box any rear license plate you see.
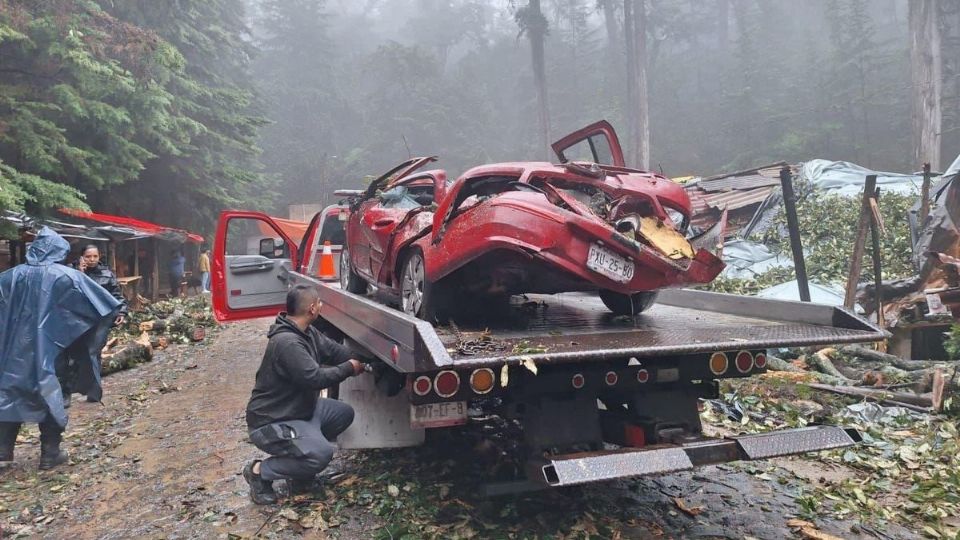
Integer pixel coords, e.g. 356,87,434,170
587,243,635,283
410,401,467,429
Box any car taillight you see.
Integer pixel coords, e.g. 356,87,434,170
754,352,767,369
605,371,618,386
636,369,649,383
413,376,432,396
709,352,728,375
735,351,753,373
469,368,495,394
571,373,585,389
434,370,460,398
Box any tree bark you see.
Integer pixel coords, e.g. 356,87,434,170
600,0,621,55
526,0,551,160
909,0,942,170
624,0,636,163
630,0,650,169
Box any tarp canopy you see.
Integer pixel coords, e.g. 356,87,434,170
800,159,922,196
59,209,204,244
257,216,309,244
0,227,121,427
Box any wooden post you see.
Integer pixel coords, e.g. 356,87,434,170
132,239,140,300
843,174,878,309
109,241,117,276
152,239,160,302
920,162,932,222
779,166,810,302
869,187,885,330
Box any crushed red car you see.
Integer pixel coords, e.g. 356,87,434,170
338,121,726,320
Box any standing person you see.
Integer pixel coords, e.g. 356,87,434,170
198,247,211,293
62,245,128,406
0,227,120,469
243,284,365,504
169,248,186,297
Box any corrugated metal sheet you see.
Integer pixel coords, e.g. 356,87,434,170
701,187,775,210
698,174,781,193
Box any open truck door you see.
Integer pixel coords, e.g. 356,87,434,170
212,211,299,322
551,120,626,167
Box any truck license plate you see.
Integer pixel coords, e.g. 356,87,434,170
410,401,467,429
587,244,635,283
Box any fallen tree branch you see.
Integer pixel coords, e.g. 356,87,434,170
840,345,953,371
806,382,940,412
808,349,855,384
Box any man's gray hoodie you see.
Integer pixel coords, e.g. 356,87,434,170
246,314,355,430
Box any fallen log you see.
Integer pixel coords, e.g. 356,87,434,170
807,376,945,412
808,349,855,383
101,342,152,375
766,355,804,372
840,345,953,371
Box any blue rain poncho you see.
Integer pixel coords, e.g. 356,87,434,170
0,227,121,427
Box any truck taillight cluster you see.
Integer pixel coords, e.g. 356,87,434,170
710,350,765,376
412,368,496,398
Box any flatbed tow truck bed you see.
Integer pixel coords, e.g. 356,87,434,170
299,274,885,372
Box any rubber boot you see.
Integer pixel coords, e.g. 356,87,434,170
0,422,20,462
38,422,68,470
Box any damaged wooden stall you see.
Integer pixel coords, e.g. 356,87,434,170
58,209,205,302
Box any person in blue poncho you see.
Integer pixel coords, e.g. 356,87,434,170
0,227,121,469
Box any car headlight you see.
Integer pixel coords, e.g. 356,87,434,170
664,207,688,232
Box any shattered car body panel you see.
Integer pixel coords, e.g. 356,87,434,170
341,122,726,318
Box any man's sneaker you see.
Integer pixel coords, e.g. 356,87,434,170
243,461,277,505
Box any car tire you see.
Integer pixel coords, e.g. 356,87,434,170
599,290,658,315
340,245,368,294
400,249,446,323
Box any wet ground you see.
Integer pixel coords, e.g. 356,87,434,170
0,319,918,539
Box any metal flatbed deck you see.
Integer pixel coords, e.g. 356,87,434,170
294,272,885,373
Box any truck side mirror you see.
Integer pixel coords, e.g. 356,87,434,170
259,238,275,258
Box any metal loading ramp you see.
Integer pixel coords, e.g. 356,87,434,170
532,426,862,487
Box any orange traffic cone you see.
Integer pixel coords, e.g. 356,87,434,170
318,241,337,280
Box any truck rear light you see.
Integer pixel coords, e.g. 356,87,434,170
735,351,753,373
413,376,432,396
709,352,728,375
469,368,495,394
391,345,400,363
754,352,767,369
605,371,618,386
571,373,585,389
434,370,460,398
636,369,649,383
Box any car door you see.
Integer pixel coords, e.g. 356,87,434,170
212,211,299,322
299,205,348,279
551,120,626,167
349,157,437,284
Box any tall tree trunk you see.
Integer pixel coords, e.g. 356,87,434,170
600,0,620,54
526,0,551,160
624,0,636,164
628,0,650,169
909,0,942,170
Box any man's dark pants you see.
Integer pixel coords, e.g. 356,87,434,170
250,398,354,481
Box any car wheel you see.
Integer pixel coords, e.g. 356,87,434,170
340,245,368,294
599,290,658,315
400,249,445,322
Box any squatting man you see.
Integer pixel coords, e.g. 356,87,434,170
243,284,367,504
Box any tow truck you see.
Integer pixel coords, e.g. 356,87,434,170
212,210,885,493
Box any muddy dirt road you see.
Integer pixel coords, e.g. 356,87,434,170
1,320,916,539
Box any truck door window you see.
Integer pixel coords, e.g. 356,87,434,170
226,218,289,259
318,215,346,245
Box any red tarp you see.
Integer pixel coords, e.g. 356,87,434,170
59,209,204,244
258,216,309,244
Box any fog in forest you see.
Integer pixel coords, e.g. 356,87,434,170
1,1,955,230
247,0,957,211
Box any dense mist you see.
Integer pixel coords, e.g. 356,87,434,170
248,0,958,211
